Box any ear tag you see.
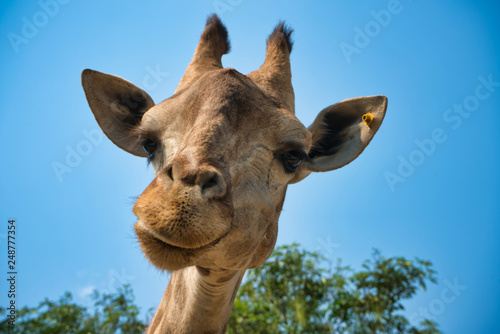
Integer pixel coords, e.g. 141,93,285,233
362,113,374,127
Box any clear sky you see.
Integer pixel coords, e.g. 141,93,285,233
1,0,499,332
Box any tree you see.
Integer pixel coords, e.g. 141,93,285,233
0,245,440,333
0,284,151,334
228,244,440,334
228,244,332,333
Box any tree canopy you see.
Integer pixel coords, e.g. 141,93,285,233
0,284,151,333
228,244,440,334
1,244,440,333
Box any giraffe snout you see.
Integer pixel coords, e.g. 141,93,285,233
164,158,228,201
132,158,234,252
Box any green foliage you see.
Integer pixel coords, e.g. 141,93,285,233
228,243,333,333
0,285,151,334
0,245,440,334
228,244,440,334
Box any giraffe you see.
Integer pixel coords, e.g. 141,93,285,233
81,14,387,334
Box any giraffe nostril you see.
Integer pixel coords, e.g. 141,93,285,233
162,161,226,198
198,169,226,198
166,166,173,181
202,176,218,191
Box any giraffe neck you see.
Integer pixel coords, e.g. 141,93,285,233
147,266,245,333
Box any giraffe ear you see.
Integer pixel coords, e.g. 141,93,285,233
81,69,155,157
290,95,387,183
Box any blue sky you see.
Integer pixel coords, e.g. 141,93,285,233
1,0,499,332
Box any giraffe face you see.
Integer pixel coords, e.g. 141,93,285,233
81,15,387,273
131,68,311,271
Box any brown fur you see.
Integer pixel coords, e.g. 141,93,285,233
81,14,388,333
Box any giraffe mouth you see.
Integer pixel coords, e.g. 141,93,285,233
134,219,230,271
135,219,211,249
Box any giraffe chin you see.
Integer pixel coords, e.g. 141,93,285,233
134,220,227,272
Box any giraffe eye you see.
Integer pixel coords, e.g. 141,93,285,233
143,139,157,159
283,151,303,172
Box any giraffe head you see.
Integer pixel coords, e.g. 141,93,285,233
81,15,387,272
